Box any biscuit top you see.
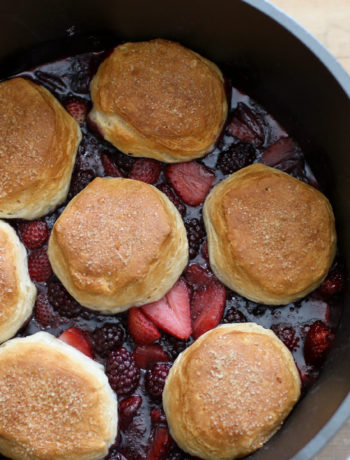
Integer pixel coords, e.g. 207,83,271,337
0,229,19,329
0,78,56,202
164,324,300,459
213,164,336,301
0,332,117,459
92,39,227,156
52,178,171,296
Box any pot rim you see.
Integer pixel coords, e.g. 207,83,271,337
244,1,350,457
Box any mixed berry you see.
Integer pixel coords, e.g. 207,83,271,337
0,47,345,460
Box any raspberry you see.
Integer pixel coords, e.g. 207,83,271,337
69,168,95,197
185,218,205,259
28,248,52,282
157,183,186,216
217,142,256,175
223,307,247,324
48,279,82,318
201,239,209,262
271,324,299,352
106,347,140,396
34,293,56,327
145,363,172,399
18,220,49,249
93,323,124,357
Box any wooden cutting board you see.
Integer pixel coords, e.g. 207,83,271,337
268,2,350,459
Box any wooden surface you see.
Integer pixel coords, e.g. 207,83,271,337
268,2,350,459
270,0,350,75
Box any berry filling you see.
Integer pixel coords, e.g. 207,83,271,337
0,45,345,460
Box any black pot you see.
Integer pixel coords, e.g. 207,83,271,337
0,1,349,458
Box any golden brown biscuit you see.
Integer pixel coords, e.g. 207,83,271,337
0,77,81,219
163,323,301,460
0,332,117,460
203,164,336,304
48,177,188,313
90,39,227,162
0,220,36,343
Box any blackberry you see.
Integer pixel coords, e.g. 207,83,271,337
185,218,205,259
271,324,299,352
163,335,189,360
48,279,82,318
106,347,140,396
69,168,95,197
223,307,247,323
157,183,186,216
114,151,135,174
93,323,124,357
145,362,172,399
217,142,256,175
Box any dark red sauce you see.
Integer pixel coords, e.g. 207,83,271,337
0,46,346,460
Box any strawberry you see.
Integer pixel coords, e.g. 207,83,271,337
191,281,226,339
18,220,50,249
227,102,267,146
133,344,170,369
150,408,167,425
165,161,215,206
128,307,161,345
184,264,215,288
34,293,56,327
28,247,52,282
147,426,172,460
101,153,123,177
129,159,162,184
63,96,88,125
304,321,335,366
142,278,192,339
119,395,142,430
201,239,209,262
59,327,93,358
260,137,303,173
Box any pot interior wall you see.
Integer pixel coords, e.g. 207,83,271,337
0,1,350,458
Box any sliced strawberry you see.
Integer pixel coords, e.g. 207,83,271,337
59,327,93,358
63,96,88,125
227,102,267,146
119,395,142,430
165,162,215,206
101,153,123,177
142,278,192,339
150,408,167,425
260,137,303,173
191,281,226,339
129,159,162,184
184,264,215,288
128,307,161,345
147,426,172,460
133,344,170,369
201,239,209,262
